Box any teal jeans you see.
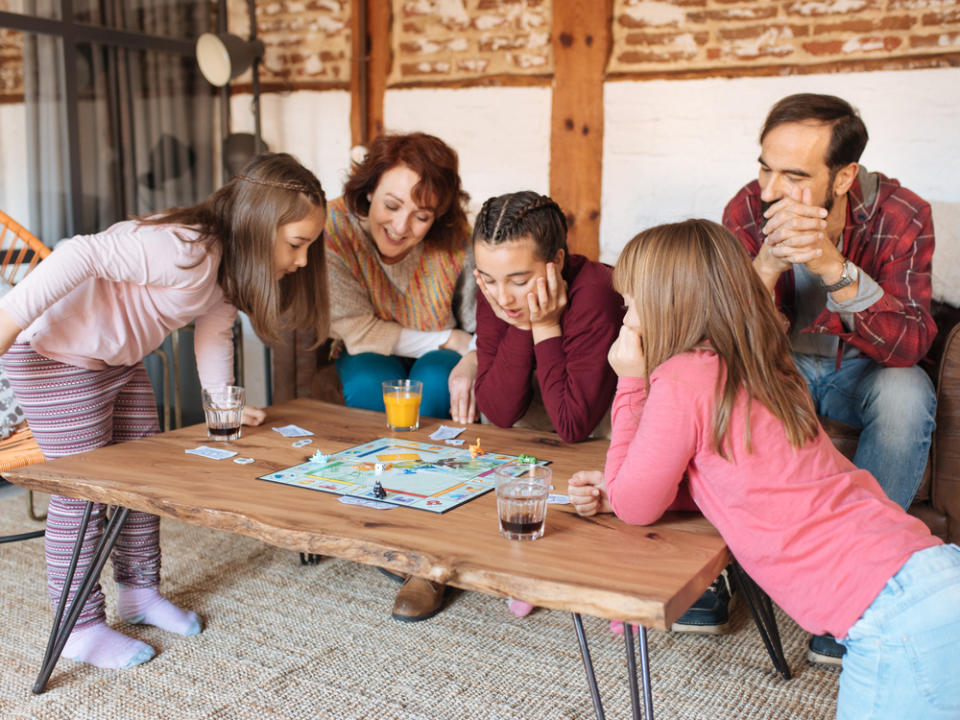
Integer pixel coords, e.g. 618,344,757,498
334,350,460,419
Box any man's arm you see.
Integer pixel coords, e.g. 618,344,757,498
810,200,936,367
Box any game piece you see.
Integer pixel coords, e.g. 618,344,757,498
469,437,483,459
373,480,386,499
310,450,328,463
374,462,385,475
233,457,255,465
292,438,313,448
517,453,537,464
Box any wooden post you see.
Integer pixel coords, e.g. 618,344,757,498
351,0,390,146
549,0,612,261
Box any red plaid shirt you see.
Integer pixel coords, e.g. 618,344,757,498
723,170,936,368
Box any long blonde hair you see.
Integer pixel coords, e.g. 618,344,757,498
612,219,819,455
140,153,329,347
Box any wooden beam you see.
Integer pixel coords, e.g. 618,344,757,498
549,0,612,261
366,0,390,141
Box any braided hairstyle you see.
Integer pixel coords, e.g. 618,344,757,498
472,191,568,262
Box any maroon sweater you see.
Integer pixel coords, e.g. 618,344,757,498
475,254,623,443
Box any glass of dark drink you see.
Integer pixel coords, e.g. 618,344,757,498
495,462,550,541
201,385,245,442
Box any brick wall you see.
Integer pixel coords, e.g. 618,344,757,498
229,0,351,88
609,0,960,76
388,0,553,85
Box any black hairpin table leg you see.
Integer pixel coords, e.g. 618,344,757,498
730,560,791,680
33,503,130,694
573,614,655,719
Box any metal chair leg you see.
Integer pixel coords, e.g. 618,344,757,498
730,560,791,680
27,489,47,521
572,613,606,720
0,528,44,543
33,504,130,694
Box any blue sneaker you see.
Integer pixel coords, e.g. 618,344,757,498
671,570,735,634
808,633,845,666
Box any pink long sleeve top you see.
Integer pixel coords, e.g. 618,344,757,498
604,349,939,638
0,220,237,387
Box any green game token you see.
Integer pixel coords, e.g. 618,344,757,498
517,453,537,464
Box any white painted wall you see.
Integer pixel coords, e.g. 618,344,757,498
384,86,552,218
230,89,353,199
600,68,960,287
0,103,30,224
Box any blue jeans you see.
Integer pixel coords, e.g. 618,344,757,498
837,544,960,719
792,354,936,510
335,350,460,419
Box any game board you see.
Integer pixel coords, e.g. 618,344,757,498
257,437,548,513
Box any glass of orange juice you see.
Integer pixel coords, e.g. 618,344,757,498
382,379,422,431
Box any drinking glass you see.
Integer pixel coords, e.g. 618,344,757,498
201,385,245,441
382,379,422,432
495,463,551,541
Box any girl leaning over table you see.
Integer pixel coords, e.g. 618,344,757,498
568,219,960,719
0,153,330,671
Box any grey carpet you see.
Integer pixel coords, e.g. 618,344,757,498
0,491,839,719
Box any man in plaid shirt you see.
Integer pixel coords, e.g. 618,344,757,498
720,93,937,665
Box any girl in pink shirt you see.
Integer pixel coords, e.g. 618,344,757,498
0,153,329,671
568,219,960,719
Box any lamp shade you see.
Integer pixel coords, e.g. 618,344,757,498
196,33,264,87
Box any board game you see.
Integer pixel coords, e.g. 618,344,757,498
258,437,548,513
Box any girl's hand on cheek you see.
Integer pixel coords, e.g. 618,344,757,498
607,325,646,378
528,263,567,331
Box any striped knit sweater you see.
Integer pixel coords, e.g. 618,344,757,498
324,197,473,356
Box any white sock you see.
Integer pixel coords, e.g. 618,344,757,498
62,622,155,669
117,585,201,636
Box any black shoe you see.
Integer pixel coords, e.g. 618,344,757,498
808,633,845,666
671,570,735,634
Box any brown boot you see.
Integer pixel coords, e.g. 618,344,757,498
391,576,446,622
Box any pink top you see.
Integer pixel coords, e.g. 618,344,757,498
604,350,939,637
0,220,237,387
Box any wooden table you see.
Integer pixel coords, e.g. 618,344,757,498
6,399,736,718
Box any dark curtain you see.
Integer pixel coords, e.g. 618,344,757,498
23,0,214,241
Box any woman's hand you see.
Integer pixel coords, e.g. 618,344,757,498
441,328,473,356
528,262,567,344
607,325,646,378
448,351,478,424
568,470,612,516
242,405,266,426
474,270,531,331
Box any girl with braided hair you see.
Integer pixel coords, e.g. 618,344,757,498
0,152,329,670
473,191,623,617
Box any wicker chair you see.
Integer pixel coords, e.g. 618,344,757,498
0,211,51,541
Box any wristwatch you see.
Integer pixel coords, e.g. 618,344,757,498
822,260,858,293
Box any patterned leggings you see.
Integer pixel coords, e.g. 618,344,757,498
3,343,162,629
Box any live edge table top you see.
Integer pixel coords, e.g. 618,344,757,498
4,398,729,629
